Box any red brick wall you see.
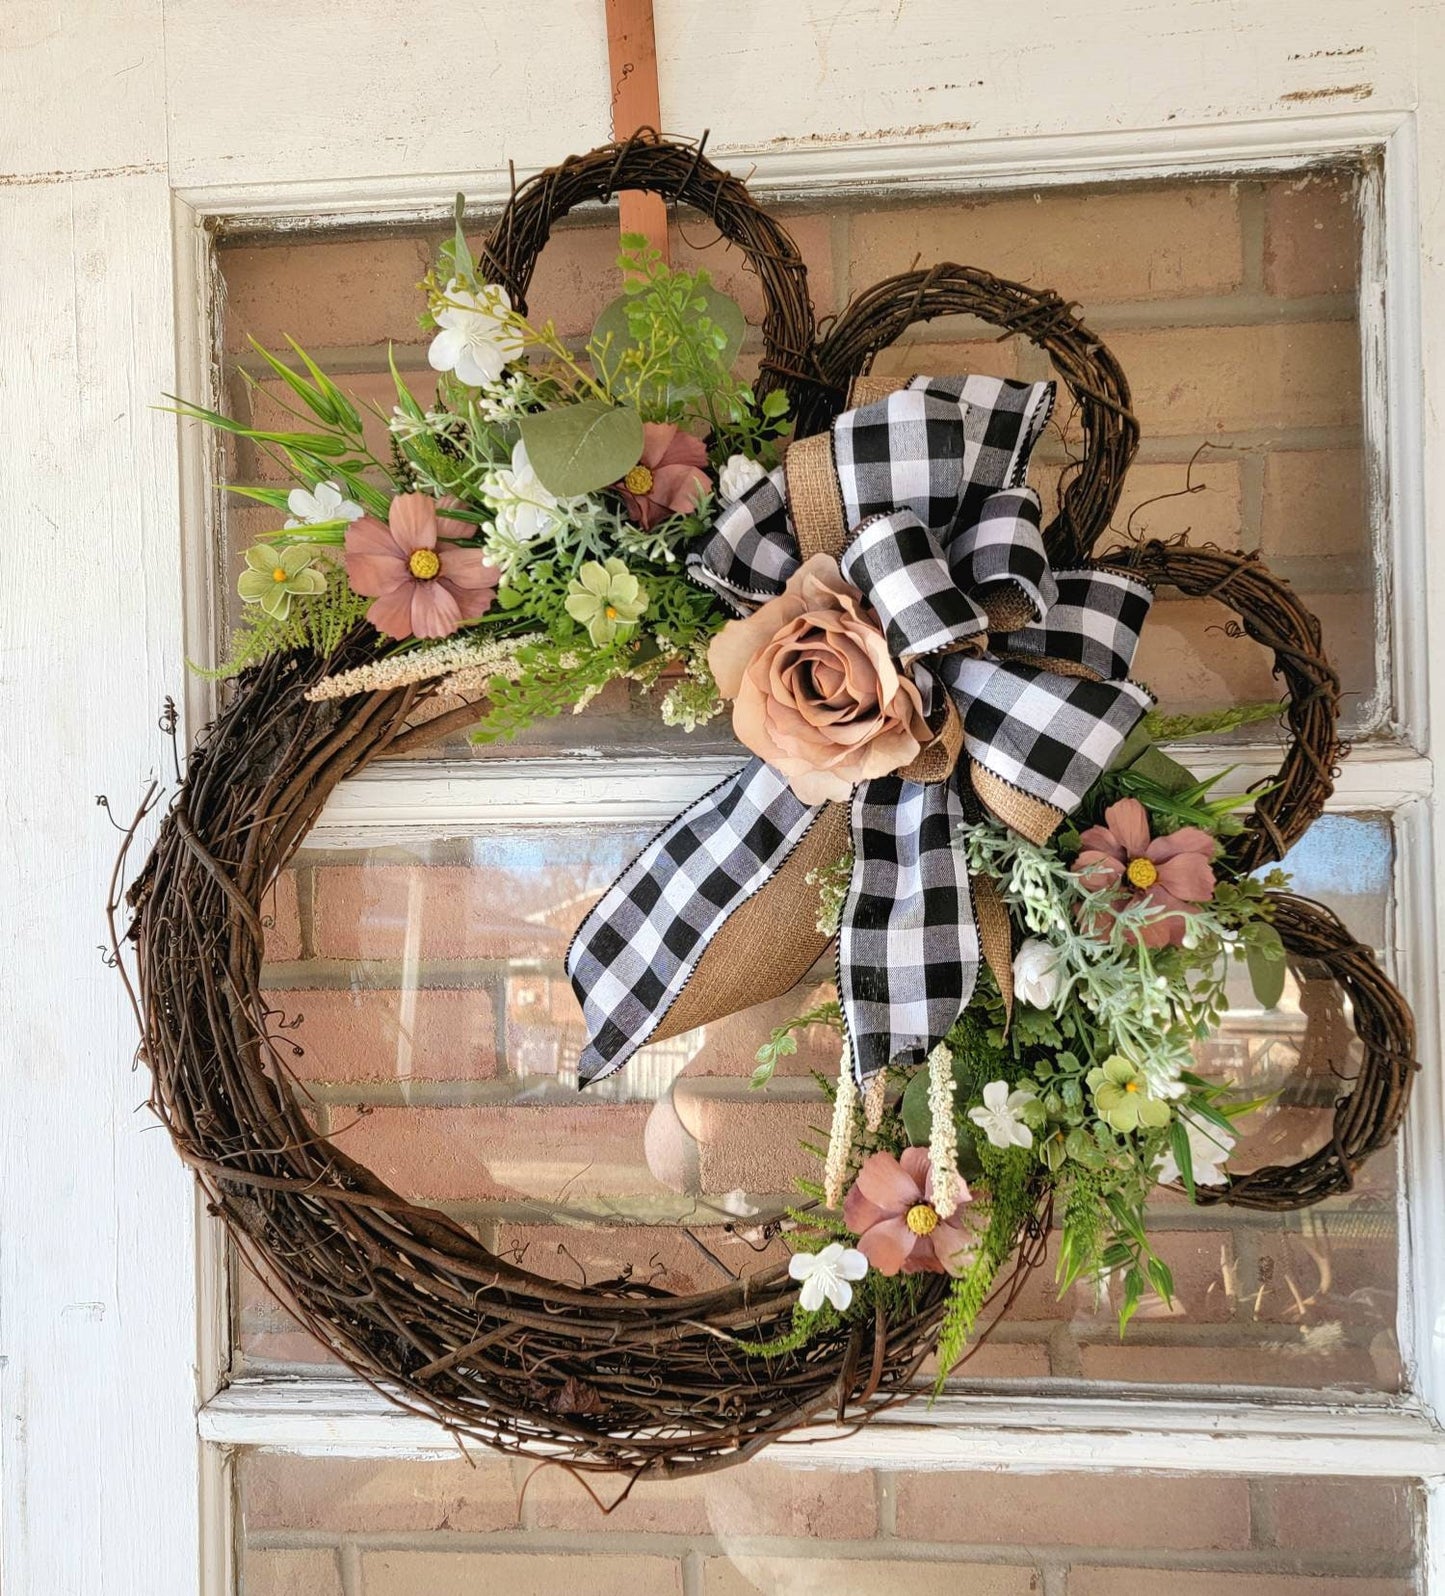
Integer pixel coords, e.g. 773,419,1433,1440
237,1456,1418,1595
240,814,1399,1392
219,166,1378,746
218,169,1407,1583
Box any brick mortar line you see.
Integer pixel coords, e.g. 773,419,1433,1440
234,1072,1395,1131
876,1469,898,1537
240,1526,1414,1577
1249,1475,1281,1550
234,1307,1395,1353
297,863,318,963
437,1194,798,1226
229,1344,1396,1396
1239,449,1268,555
1039,426,1364,462
226,295,1359,383
338,1540,364,1596
1040,1564,1070,1596
1239,180,1270,297
831,209,853,317
292,1077,833,1109
229,426,1368,506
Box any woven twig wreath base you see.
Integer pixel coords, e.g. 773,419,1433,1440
126,642,962,1475
802,262,1137,567
118,141,1416,1474
477,130,824,413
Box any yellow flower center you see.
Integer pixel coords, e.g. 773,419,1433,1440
1125,856,1159,890
1125,1081,1140,1093
408,548,441,580
271,567,288,582
905,1203,939,1236
605,605,619,620
624,464,655,495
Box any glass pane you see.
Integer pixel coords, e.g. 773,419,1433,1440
235,1453,1420,1595
238,814,1400,1397
214,164,1383,759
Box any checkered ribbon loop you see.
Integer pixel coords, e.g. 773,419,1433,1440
568,376,1155,1086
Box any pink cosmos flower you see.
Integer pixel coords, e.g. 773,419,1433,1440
344,492,500,640
616,423,710,529
1073,797,1217,949
843,1148,973,1277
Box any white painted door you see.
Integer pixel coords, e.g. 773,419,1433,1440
5,4,1445,1592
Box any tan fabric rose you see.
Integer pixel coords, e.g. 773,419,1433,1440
710,553,930,804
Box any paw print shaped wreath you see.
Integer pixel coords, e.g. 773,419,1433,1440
121,135,1416,1479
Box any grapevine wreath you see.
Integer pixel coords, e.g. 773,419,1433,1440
119,134,1416,1478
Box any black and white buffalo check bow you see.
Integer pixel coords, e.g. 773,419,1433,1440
568,375,1155,1085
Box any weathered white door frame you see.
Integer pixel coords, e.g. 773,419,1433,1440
6,5,1445,1594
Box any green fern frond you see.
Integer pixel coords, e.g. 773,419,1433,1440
198,560,371,679
935,1146,1036,1383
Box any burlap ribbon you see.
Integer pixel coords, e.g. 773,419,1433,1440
568,374,1155,1082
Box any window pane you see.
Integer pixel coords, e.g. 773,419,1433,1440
238,813,1400,1398
215,164,1383,758
235,1452,1420,1595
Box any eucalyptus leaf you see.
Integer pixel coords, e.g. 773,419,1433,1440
517,400,645,498
1246,924,1288,1009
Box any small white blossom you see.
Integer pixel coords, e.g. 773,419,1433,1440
968,1080,1036,1150
480,440,571,561
1155,1115,1236,1187
1012,937,1063,1008
718,453,768,503
428,278,524,387
788,1242,868,1312
476,372,533,423
284,481,363,528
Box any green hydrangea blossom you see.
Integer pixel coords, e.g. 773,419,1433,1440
237,544,328,619
564,557,647,645
1086,1053,1172,1134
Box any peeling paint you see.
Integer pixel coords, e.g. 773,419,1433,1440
0,161,164,187
1288,45,1369,61
723,119,977,151
1279,83,1375,104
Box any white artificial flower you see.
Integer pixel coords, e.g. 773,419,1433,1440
284,481,363,528
480,440,568,554
1012,937,1062,1009
1155,1115,1236,1188
718,453,768,503
428,278,524,387
968,1080,1036,1150
787,1242,869,1313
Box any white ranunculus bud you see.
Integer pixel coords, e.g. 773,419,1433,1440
718,453,768,503
1012,937,1062,1009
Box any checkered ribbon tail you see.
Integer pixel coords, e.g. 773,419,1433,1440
570,376,1154,1085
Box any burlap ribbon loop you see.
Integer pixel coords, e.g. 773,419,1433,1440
568,375,1156,1084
